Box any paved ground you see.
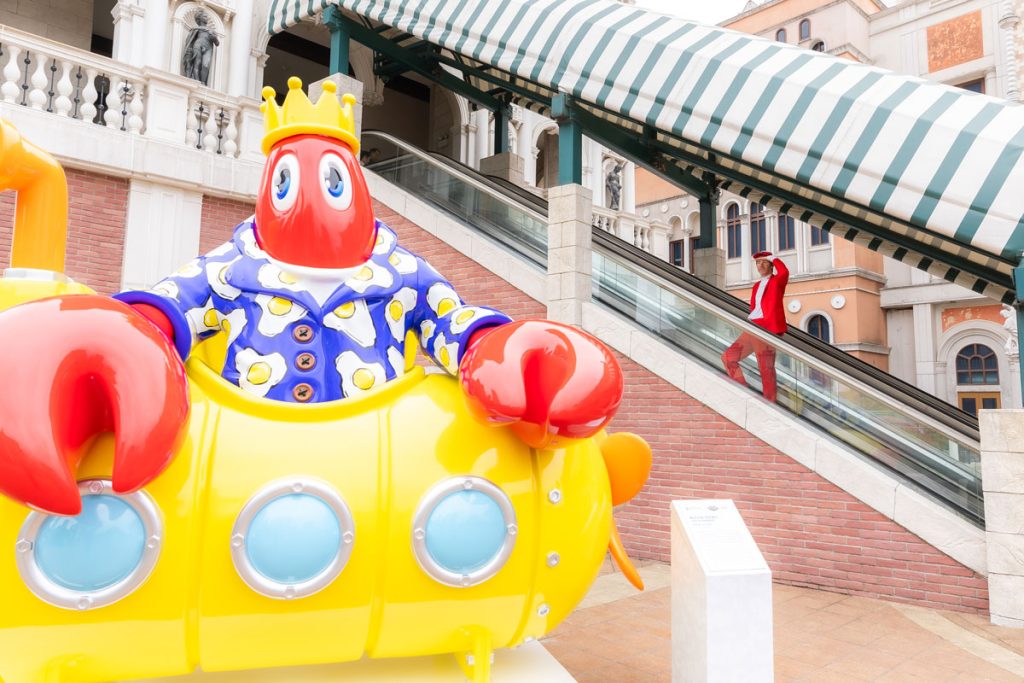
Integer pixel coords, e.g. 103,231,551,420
542,561,1024,682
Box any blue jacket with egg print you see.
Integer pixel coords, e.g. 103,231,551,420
114,219,511,403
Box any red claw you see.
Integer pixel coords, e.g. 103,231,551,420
0,295,190,515
459,320,623,449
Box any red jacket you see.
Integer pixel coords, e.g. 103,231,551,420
748,258,789,335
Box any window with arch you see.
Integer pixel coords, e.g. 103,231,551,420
956,343,1001,416
778,215,795,251
956,344,998,385
810,224,829,246
726,204,742,259
749,203,767,255
806,314,831,342
775,29,787,42
799,19,811,40
811,40,826,52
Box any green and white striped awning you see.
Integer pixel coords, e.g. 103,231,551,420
269,0,1024,301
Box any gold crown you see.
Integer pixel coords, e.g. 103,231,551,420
260,77,359,155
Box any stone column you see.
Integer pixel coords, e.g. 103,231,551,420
479,153,525,185
623,160,636,214
143,0,168,70
912,303,938,396
227,0,254,97
463,122,477,167
309,74,364,139
982,410,1024,627
999,0,1020,101
740,213,752,281
546,184,593,325
111,1,135,64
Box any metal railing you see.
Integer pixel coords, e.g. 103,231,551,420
361,130,984,525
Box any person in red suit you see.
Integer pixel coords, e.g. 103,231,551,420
721,250,789,402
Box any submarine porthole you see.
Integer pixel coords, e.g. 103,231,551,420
15,480,162,611
231,478,355,600
412,477,516,588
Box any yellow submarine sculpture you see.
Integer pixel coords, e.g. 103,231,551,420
0,89,650,683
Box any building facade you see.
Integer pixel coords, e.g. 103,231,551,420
633,0,1023,413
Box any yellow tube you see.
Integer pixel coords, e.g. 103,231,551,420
0,119,67,273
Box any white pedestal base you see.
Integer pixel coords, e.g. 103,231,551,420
118,642,575,682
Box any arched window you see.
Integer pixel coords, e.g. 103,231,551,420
956,344,998,385
806,314,831,342
811,40,826,52
778,215,795,251
956,343,1001,416
775,29,787,42
749,203,767,255
799,19,811,40
726,204,742,259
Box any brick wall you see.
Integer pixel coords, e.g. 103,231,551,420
199,196,256,255
0,168,128,295
374,199,989,614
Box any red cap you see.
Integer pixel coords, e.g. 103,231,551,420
753,251,773,260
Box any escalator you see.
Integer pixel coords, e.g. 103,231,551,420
362,130,984,528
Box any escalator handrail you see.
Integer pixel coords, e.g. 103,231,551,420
592,229,980,443
362,130,549,222
361,130,979,445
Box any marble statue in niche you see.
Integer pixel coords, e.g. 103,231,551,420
182,11,219,86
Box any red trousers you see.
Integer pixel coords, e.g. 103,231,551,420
721,332,777,402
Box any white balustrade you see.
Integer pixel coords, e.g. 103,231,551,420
0,25,258,158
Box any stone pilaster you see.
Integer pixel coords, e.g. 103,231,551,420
981,409,1024,627
479,152,525,186
546,184,593,325
309,74,364,139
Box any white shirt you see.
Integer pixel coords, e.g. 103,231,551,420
748,275,770,321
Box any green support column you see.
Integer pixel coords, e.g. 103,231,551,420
323,6,349,76
697,177,718,249
551,94,582,186
493,107,509,154
1014,260,1024,402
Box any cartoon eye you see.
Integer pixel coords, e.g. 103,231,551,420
270,154,300,211
319,153,353,210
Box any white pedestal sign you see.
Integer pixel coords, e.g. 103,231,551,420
671,499,773,683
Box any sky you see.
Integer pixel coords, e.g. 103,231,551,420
632,0,752,25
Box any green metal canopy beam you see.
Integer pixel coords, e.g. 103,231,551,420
339,15,504,113
567,104,709,198
552,94,582,186
1014,261,1024,401
648,132,1013,293
323,6,349,76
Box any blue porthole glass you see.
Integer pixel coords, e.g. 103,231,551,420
425,490,507,574
34,494,146,592
412,477,516,587
245,493,341,585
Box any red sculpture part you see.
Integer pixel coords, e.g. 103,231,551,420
460,320,624,449
0,295,189,515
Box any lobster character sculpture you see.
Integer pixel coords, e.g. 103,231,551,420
0,79,651,683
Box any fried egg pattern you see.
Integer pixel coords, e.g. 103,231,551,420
384,287,417,342
336,351,387,397
235,348,287,398
346,260,394,295
185,297,222,344
431,333,461,375
387,247,418,275
254,294,307,336
323,299,376,348
206,258,242,301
